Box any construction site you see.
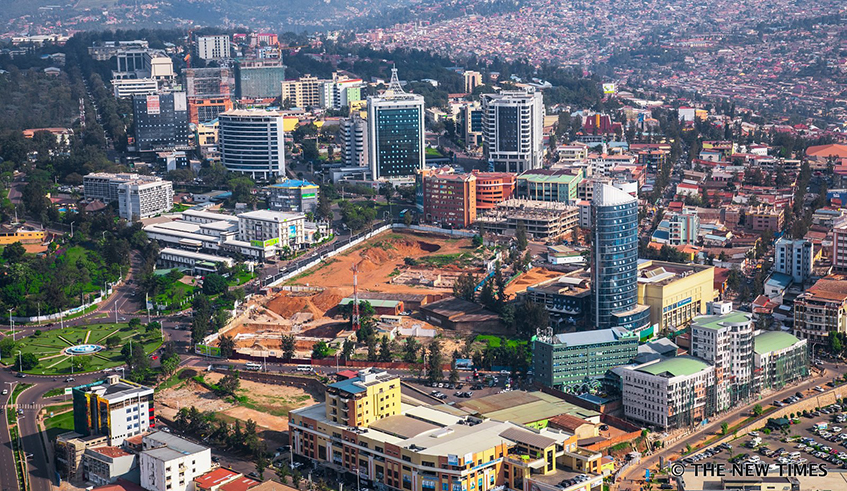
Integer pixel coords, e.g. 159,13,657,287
215,230,506,359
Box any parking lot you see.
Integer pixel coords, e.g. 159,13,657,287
682,398,847,472
404,371,520,404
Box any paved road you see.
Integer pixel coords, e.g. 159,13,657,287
616,360,847,489
0,384,19,491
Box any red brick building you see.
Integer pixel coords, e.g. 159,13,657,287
423,173,477,228
472,170,516,210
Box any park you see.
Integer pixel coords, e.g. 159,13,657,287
0,319,163,375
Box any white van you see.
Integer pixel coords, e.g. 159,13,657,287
245,362,262,371
297,365,313,372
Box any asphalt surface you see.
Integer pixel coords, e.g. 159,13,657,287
0,385,18,491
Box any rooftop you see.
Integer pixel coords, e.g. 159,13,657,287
219,477,261,491
803,276,847,302
636,355,711,377
754,331,803,355
547,327,637,347
593,183,635,207
692,311,752,330
195,468,240,489
456,391,598,422
73,378,152,402
268,179,318,189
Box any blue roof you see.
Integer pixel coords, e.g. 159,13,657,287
652,230,670,241
270,179,317,188
328,377,366,394
766,272,793,289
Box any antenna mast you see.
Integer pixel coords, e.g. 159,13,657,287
351,263,360,330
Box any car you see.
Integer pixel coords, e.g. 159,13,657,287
103,368,113,372
500,370,510,374
211,456,220,463
17,373,27,378
1,389,6,395
796,391,805,398
66,377,75,382
599,424,609,431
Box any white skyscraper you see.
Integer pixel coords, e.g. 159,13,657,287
196,35,231,61
340,114,368,167
367,68,425,179
481,88,545,173
219,109,285,179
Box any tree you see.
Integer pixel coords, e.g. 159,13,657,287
281,334,296,361
14,352,38,371
71,356,91,372
448,360,460,385
0,337,16,358
316,186,333,222
2,241,26,262
129,317,142,330
378,336,392,362
516,222,528,251
146,321,161,334
403,337,419,363
478,278,497,310
830,333,843,357
218,334,235,359
453,272,476,301
426,340,444,383
514,301,549,339
472,235,483,248
341,339,355,361
161,353,179,376
367,336,378,361
721,422,729,435
311,341,331,359
202,274,228,295
753,404,763,416
218,371,241,396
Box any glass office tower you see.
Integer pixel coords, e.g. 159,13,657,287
592,183,651,332
367,68,425,179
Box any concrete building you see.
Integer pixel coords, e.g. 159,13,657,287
476,199,578,242
84,173,174,221
140,432,211,491
533,327,638,392
237,210,306,251
516,169,583,203
188,97,233,125
72,376,154,446
652,212,700,246
774,237,814,284
746,205,785,232
472,171,516,210
281,75,323,108
184,67,233,99
524,275,592,327
132,92,189,152
793,276,847,345
423,172,477,228
753,331,809,392
463,70,482,93
196,35,231,61
636,260,716,334
339,114,368,167
266,179,320,213
481,88,544,173
689,311,754,407
833,224,847,273
83,446,137,486
290,369,605,491
234,59,285,99
367,68,425,179
218,109,285,179
117,178,174,221
592,184,651,334
622,356,715,428
157,247,234,274
111,78,158,99
458,102,484,148
321,74,364,110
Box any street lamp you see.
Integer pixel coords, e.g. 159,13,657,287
16,350,22,372
8,308,13,342
70,221,76,238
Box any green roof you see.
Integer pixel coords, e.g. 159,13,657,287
638,355,711,377
339,298,400,309
754,331,801,355
520,174,581,184
693,311,751,330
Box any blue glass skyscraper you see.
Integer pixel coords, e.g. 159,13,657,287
592,184,651,332
366,68,425,179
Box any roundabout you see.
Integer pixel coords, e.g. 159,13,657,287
1,322,163,375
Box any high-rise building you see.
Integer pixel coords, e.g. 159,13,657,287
117,178,175,221
793,276,847,345
481,88,544,173
533,327,638,392
266,179,319,213
339,114,368,167
471,170,516,210
218,109,285,179
281,75,323,108
72,375,154,446
235,59,285,99
188,97,233,125
458,102,484,147
184,67,233,98
367,68,425,179
689,311,754,406
111,78,158,99
636,260,716,333
423,172,477,228
132,92,189,152
774,237,814,284
592,184,651,333
463,70,482,93
196,35,231,61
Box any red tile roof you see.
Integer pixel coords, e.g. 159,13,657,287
195,468,240,489
220,477,261,491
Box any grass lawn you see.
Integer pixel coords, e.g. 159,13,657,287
44,410,75,441
1,323,163,375
229,270,256,286
475,335,526,348
425,147,443,158
154,281,196,310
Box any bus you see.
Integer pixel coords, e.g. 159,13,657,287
245,362,263,371
296,365,313,372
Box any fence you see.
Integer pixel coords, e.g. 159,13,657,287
12,290,110,324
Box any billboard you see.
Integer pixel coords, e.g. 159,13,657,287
602,83,616,94
447,454,459,466
146,95,160,115
288,224,297,238
250,237,280,248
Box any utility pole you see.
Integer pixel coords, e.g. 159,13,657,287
351,264,360,331
8,308,13,341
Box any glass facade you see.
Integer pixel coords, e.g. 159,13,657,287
236,62,285,99
132,92,189,152
593,194,640,329
375,107,423,177
496,106,519,152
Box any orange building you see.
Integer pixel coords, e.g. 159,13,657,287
189,97,234,124
423,173,477,228
472,170,516,210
